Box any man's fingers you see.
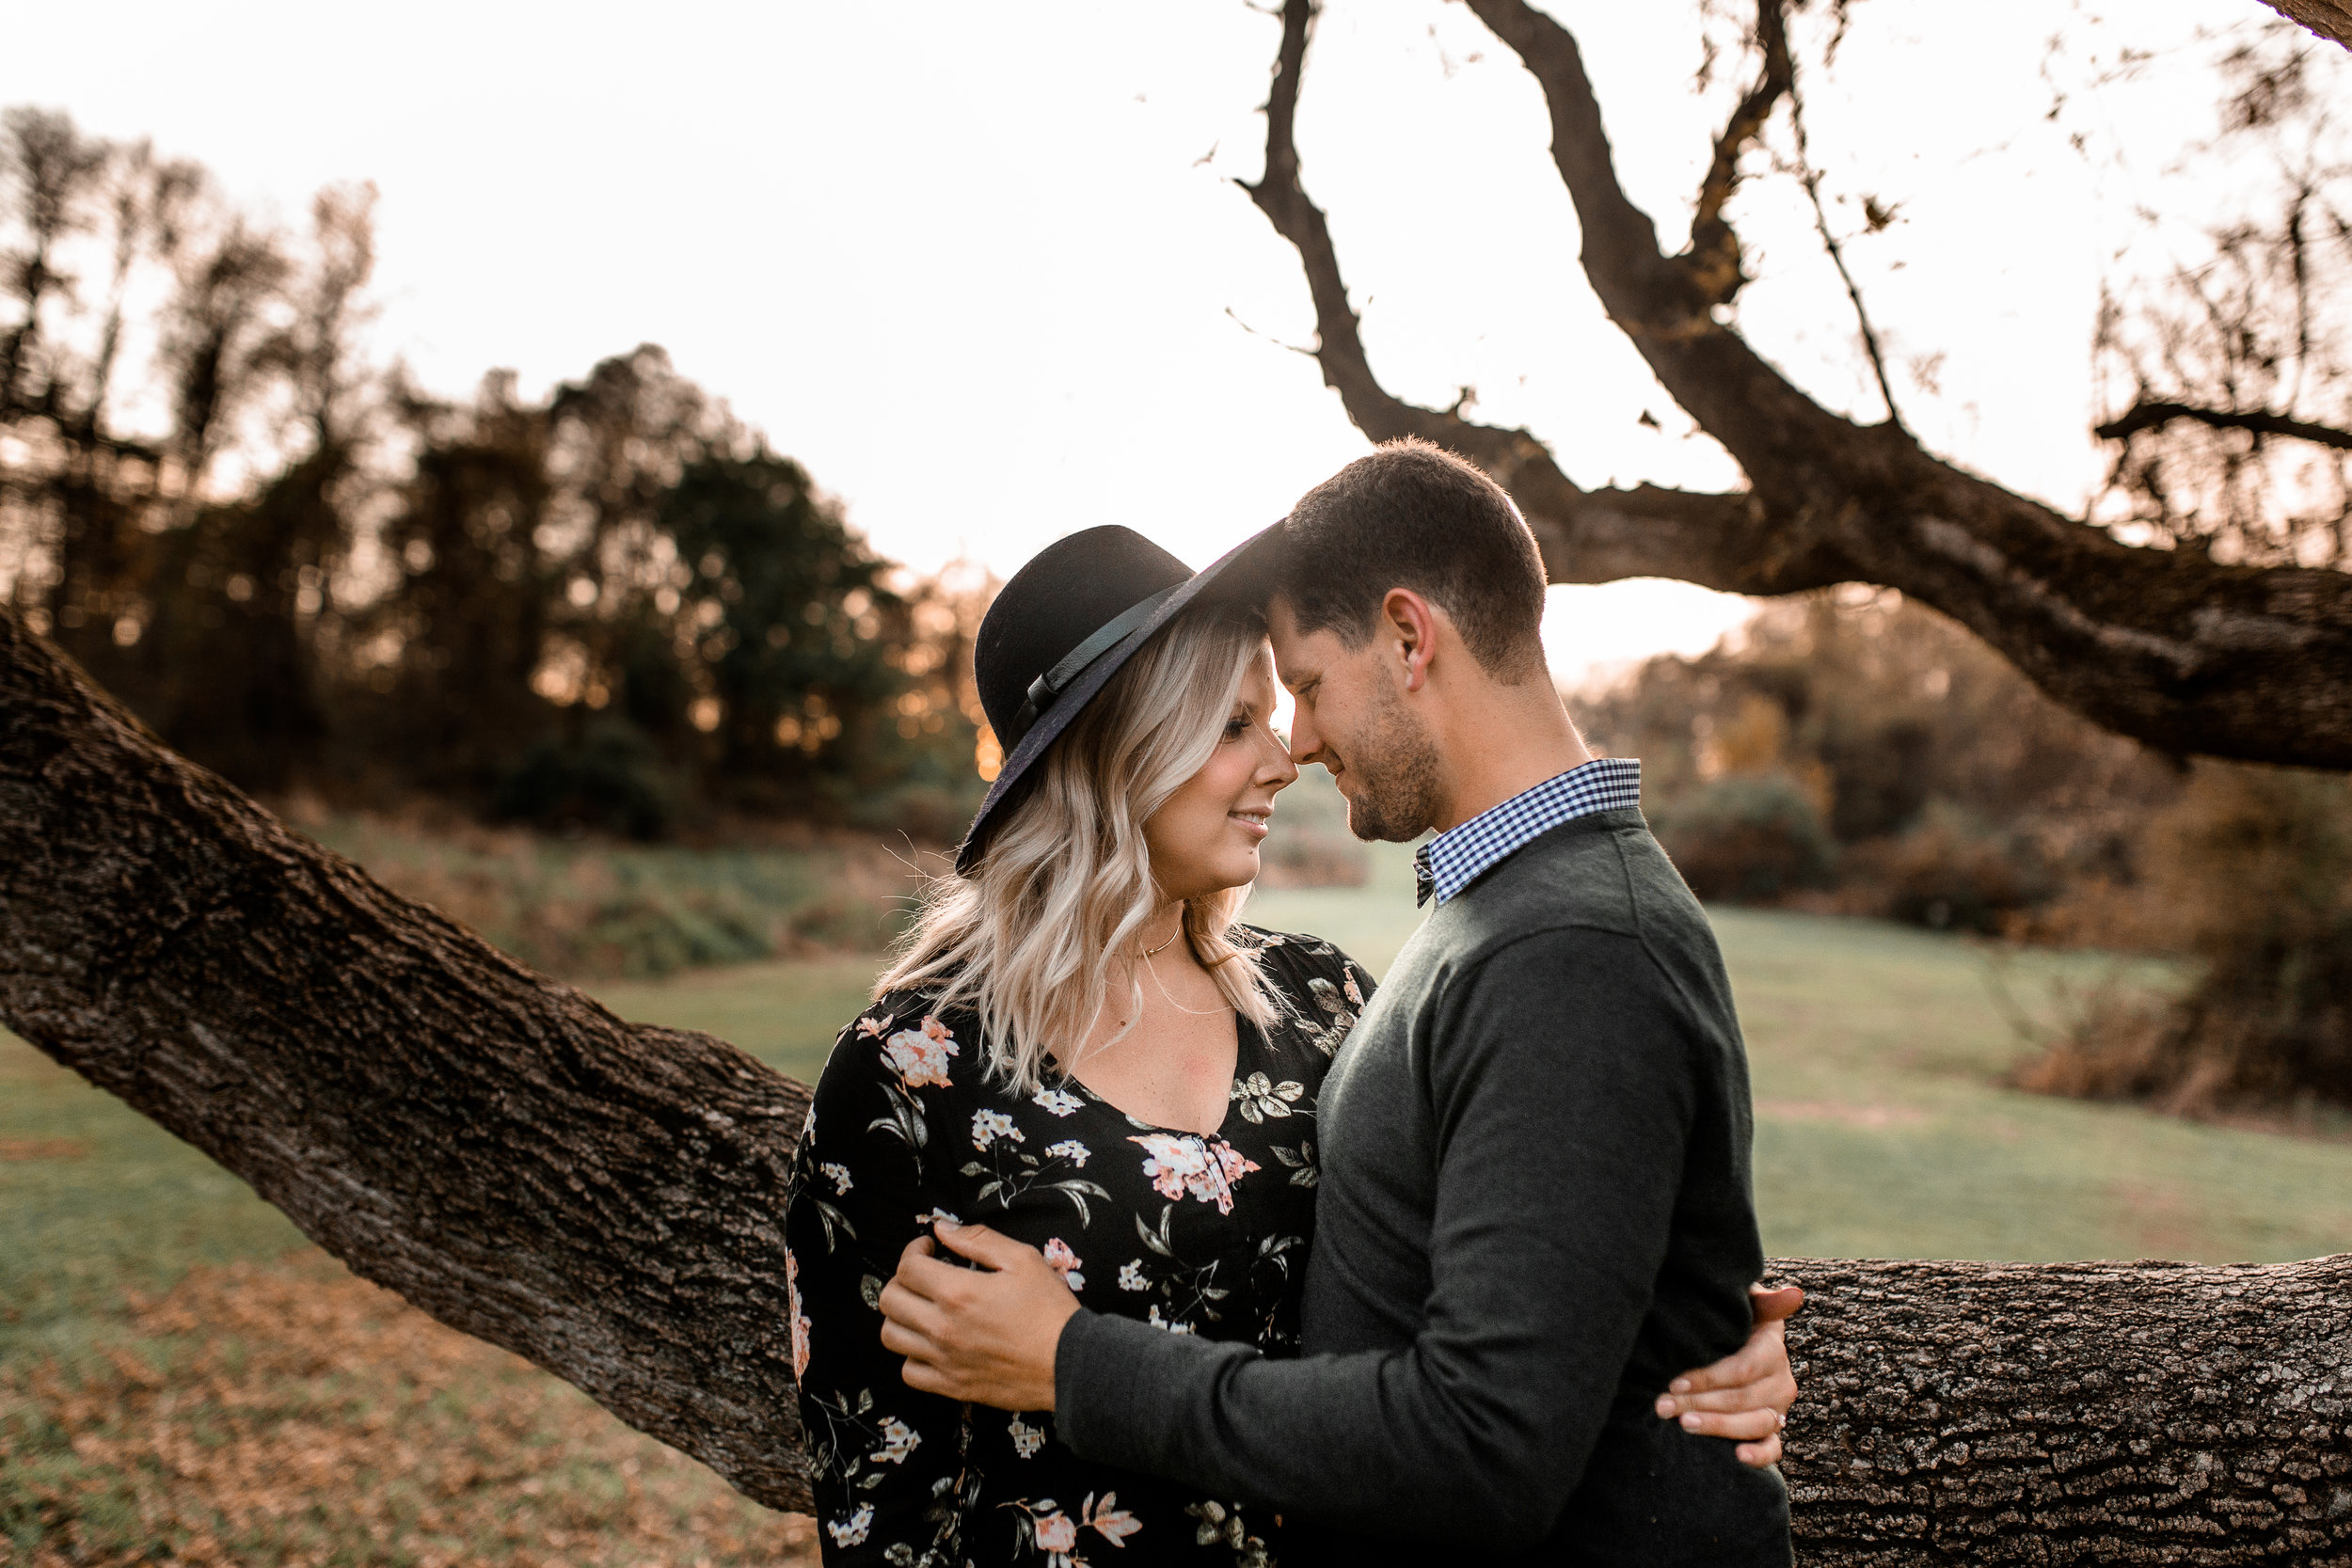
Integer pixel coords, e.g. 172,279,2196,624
878,1316,940,1363
900,1355,955,1397
1677,1406,1785,1442
877,1279,950,1342
1735,1433,1785,1468
1748,1283,1805,1324
893,1246,985,1304
935,1220,1043,1273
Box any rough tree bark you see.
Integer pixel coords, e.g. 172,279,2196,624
2264,0,2352,50
7,614,2352,1560
1778,1258,2352,1563
1246,0,2352,771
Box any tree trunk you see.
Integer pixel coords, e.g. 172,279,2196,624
1778,1257,2352,1563
3,606,2348,1560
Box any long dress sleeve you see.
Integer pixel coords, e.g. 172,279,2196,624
786,1009,975,1566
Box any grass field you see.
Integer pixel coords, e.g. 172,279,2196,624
8,839,2351,1563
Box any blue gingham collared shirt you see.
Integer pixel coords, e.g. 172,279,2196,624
1412,756,1644,908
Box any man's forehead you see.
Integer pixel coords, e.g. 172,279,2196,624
1264,603,1333,689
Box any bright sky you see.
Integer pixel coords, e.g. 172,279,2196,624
3,0,2279,687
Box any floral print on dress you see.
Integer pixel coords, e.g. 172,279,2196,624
1041,1237,1086,1291
1130,1132,1260,1215
1229,1072,1306,1124
785,927,1376,1566
883,1015,959,1088
973,1108,1023,1149
787,1243,813,1379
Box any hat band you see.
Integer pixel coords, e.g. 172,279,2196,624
1003,584,1184,750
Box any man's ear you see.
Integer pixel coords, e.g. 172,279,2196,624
1382,589,1440,694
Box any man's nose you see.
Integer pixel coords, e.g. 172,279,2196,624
1287,710,1325,768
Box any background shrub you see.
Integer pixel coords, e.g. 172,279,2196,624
1651,772,1837,902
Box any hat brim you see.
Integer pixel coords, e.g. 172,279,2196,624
953,521,1284,875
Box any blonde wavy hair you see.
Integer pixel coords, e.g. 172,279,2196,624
875,603,1287,1094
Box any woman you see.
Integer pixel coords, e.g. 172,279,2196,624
784,526,1790,1567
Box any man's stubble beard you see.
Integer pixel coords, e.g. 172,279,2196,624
1338,674,1446,844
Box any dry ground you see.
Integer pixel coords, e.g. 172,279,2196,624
1,1247,814,1567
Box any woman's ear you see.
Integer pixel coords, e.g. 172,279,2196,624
1381,588,1440,693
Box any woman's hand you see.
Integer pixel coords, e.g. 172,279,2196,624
877,1221,1079,1411
1654,1282,1804,1466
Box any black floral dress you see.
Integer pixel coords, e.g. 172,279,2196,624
785,927,1375,1568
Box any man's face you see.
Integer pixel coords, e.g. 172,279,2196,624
1267,595,1445,844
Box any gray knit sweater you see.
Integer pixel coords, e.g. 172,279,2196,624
1053,808,1790,1565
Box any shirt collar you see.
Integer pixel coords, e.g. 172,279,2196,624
1412,756,1644,908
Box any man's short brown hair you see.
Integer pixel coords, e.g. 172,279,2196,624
1271,439,1548,681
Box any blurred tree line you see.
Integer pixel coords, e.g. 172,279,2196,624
0,108,989,842
1587,592,2352,1118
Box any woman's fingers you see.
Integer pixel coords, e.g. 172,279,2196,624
1675,1405,1785,1442
1660,1373,1796,1417
1666,1317,1785,1395
1734,1433,1785,1468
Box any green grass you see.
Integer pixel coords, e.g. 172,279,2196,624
297,813,914,980
594,955,885,1087
1247,840,2352,1265
5,848,2344,1355
8,845,2352,1560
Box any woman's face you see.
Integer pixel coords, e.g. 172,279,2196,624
1144,646,1298,903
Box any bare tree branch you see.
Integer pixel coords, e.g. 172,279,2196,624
1682,0,1793,307
1245,0,2352,768
2263,0,2352,51
1239,0,1834,594
1785,68,1905,430
2097,397,2352,451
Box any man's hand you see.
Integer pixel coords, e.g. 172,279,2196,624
877,1221,1079,1411
1653,1282,1804,1467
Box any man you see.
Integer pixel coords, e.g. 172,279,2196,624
879,440,1796,1564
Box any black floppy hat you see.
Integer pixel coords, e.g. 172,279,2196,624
956,523,1280,874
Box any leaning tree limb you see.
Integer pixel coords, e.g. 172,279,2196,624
6,611,2352,1560
1248,0,2352,769
0,606,816,1513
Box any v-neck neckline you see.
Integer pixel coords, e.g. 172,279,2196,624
1063,1010,1260,1143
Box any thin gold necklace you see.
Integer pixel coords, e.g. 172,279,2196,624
1141,926,1182,958
1144,948,1231,1018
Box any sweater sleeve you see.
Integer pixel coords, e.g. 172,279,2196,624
1053,927,1693,1549
786,1009,973,1565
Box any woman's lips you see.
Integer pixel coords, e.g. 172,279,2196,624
1228,810,1271,840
